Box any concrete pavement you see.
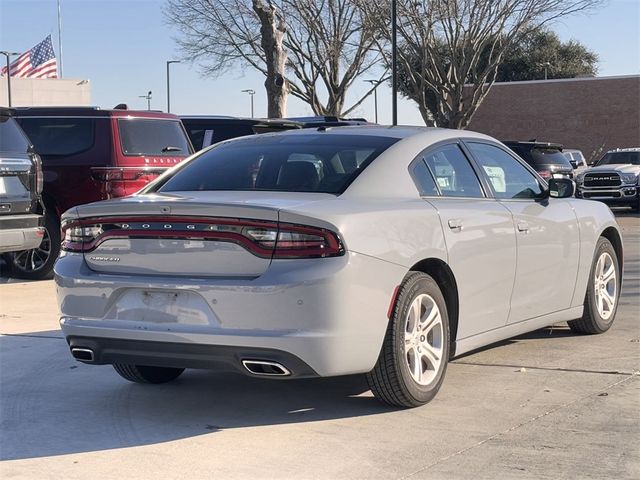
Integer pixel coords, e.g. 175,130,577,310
1,212,638,479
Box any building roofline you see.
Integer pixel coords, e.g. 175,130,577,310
489,74,640,87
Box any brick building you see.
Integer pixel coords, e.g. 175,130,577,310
468,75,640,163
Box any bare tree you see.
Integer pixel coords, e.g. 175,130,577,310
361,0,602,128
165,0,384,117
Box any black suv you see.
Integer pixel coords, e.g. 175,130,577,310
503,141,574,181
0,108,44,268
181,115,372,151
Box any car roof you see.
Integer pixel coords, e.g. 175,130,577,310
502,140,563,149
606,147,640,153
13,106,180,120
180,116,302,127
259,124,492,141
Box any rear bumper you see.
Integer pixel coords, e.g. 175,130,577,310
55,252,406,377
66,336,319,378
0,214,44,253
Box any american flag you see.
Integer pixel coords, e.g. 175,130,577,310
1,35,58,79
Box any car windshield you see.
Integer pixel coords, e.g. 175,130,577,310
596,151,640,166
154,134,399,195
118,119,192,156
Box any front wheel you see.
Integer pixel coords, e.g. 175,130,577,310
568,237,620,334
367,272,450,408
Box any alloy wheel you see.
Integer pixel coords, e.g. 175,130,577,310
404,293,444,386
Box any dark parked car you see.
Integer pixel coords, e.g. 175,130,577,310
6,106,193,279
0,108,44,261
503,141,574,181
181,116,301,151
181,115,372,151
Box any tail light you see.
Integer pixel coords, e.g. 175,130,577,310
90,167,166,182
32,154,44,193
61,217,344,259
537,169,552,180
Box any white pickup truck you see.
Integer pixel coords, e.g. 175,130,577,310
576,148,640,212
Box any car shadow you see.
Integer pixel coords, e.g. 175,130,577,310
0,331,395,461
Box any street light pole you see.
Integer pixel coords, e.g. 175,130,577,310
0,51,20,107
139,91,152,110
542,62,551,80
241,89,256,118
364,79,380,123
391,0,398,125
166,60,180,113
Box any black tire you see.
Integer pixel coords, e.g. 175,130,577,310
112,364,185,384
568,237,620,334
8,211,60,280
367,272,450,408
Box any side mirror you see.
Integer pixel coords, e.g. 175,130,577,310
549,178,576,198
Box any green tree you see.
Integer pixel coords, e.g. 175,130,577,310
496,29,598,81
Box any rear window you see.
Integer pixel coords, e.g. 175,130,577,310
508,145,572,169
154,134,398,194
183,122,255,151
118,119,192,156
596,151,640,166
0,115,30,153
17,117,95,156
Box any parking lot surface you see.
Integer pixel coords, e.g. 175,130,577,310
1,212,638,479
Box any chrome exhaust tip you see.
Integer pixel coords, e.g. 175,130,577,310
242,360,291,376
71,347,95,362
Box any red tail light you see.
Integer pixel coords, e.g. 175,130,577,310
61,217,344,259
537,169,553,180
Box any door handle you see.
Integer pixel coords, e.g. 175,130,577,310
448,219,463,231
517,221,530,233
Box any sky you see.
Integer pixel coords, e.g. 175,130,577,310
1,0,639,125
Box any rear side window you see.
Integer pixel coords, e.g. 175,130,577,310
155,134,398,194
0,116,30,153
17,117,95,156
411,159,439,196
118,119,192,156
423,144,484,198
468,143,543,199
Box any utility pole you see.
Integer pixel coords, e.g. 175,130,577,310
241,89,256,118
364,79,380,123
57,0,63,77
139,91,152,110
0,51,21,107
166,60,180,113
391,0,398,125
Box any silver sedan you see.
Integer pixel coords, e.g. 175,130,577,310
55,126,623,407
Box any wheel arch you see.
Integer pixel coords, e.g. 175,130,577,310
409,258,459,358
600,226,623,273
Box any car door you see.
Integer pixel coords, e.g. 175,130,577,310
410,142,517,340
465,141,580,323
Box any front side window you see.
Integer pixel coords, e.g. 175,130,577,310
468,142,543,199
17,117,95,156
118,119,192,156
422,144,484,198
154,134,398,194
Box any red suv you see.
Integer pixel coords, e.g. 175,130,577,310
5,106,193,279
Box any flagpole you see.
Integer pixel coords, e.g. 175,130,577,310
57,0,63,77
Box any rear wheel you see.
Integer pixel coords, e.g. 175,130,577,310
568,237,620,334
367,272,450,408
8,211,60,280
113,364,185,384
